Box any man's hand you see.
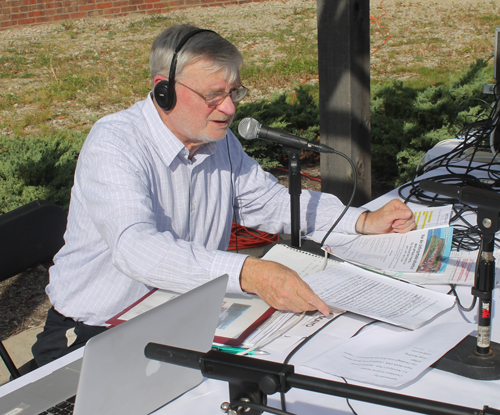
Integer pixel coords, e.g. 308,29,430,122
355,199,415,235
240,256,330,316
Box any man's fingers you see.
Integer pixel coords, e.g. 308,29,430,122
300,289,330,316
240,257,329,315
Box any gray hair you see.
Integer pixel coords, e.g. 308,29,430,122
149,24,243,85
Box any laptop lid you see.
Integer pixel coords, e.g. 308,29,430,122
0,275,228,415
74,274,228,415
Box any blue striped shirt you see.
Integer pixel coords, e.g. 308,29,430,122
47,94,365,326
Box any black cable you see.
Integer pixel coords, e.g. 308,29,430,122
320,150,358,246
226,137,238,253
341,377,360,415
336,322,381,415
283,313,345,367
279,312,344,412
399,92,500,310
399,93,500,200
450,244,483,312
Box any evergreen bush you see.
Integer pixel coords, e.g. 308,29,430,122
235,58,495,191
371,58,494,187
232,86,320,169
0,130,85,214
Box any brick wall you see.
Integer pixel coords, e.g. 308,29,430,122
0,0,266,30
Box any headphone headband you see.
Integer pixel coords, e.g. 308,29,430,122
168,28,216,84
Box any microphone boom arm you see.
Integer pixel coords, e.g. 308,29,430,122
144,343,500,415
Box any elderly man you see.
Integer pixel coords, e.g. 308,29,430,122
32,24,415,366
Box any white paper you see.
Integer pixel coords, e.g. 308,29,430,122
305,320,474,387
261,310,343,352
413,205,452,230
303,262,455,329
322,227,454,273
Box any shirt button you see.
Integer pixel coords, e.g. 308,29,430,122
191,204,195,211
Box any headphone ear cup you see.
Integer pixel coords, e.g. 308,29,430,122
154,80,176,111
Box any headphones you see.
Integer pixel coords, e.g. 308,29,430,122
154,28,216,111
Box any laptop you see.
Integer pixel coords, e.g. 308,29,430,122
0,275,228,415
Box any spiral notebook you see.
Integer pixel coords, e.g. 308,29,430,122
261,243,342,277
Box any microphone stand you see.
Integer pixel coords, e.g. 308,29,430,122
283,146,302,248
419,180,500,380
145,343,500,415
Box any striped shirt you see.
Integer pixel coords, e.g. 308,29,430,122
47,94,365,326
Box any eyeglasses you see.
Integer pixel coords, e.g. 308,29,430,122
176,81,248,106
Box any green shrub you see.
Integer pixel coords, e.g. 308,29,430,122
233,86,320,169
0,130,85,214
371,58,494,187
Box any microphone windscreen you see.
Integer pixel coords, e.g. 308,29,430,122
238,118,260,140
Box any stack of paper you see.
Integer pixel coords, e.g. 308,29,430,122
241,308,343,352
262,244,455,330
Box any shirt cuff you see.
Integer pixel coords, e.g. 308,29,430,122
341,206,369,234
210,250,248,294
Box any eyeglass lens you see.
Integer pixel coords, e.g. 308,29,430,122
206,88,247,106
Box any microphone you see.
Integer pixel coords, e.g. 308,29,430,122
420,179,500,210
238,117,335,153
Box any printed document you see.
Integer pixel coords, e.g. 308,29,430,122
239,245,344,350
412,205,452,230
303,262,456,329
322,227,454,273
304,317,474,387
389,249,478,285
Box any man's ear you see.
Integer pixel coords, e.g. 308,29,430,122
153,75,168,86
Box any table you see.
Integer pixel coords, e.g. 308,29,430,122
2,256,498,414
137,148,500,414
2,143,500,415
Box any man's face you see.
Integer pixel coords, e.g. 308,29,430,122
159,59,242,148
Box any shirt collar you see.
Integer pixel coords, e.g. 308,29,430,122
142,92,219,166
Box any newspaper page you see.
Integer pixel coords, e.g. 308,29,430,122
413,205,452,230
322,227,454,273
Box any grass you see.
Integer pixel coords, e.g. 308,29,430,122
0,0,499,138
